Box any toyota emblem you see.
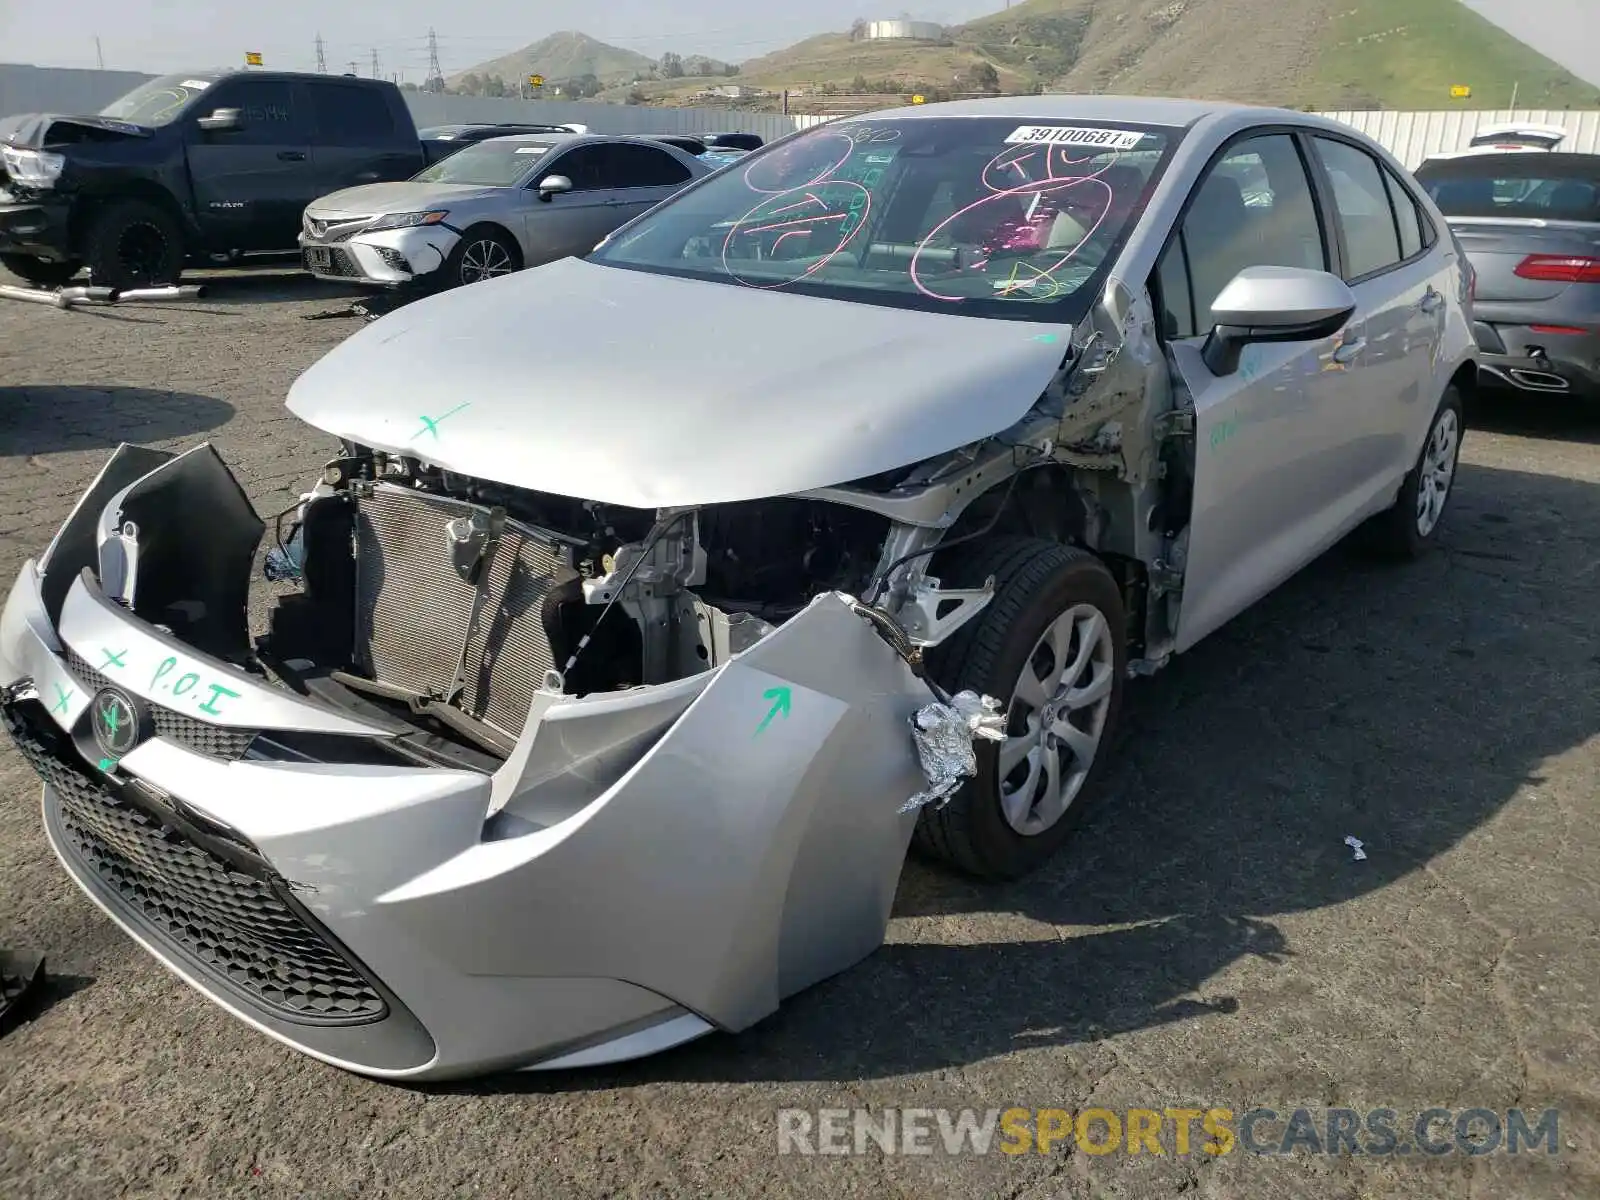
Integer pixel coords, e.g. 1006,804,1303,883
90,686,151,760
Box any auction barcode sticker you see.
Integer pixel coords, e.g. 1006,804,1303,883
1003,125,1145,150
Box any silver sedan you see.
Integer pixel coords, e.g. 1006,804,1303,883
298,133,710,290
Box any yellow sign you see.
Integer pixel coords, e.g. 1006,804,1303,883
1450,85,1471,99
911,94,925,105
245,51,263,67
528,74,544,88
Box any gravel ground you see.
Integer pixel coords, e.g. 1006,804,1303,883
0,266,1597,1200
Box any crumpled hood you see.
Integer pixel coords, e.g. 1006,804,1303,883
0,112,151,149
306,181,500,218
286,256,1074,508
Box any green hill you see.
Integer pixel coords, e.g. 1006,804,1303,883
720,0,1599,110
450,31,657,89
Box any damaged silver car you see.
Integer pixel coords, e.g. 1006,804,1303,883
0,97,1477,1081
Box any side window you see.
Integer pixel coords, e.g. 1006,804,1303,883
544,145,609,191
1160,133,1327,337
308,83,394,146
603,144,693,188
1381,167,1424,260
201,80,304,145
1312,137,1402,279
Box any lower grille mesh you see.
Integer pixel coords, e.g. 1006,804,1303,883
5,703,387,1025
352,483,574,736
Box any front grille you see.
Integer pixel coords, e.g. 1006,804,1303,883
304,215,372,243
352,483,576,736
62,650,258,760
5,703,387,1025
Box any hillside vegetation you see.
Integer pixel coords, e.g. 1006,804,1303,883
722,0,1598,110
448,31,656,90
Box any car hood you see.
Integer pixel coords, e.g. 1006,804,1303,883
306,181,504,218
0,112,151,148
286,256,1075,508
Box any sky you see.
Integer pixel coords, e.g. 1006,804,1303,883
1,0,1596,87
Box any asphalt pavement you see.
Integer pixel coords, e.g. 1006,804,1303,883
0,266,1596,1199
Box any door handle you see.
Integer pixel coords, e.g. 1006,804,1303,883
1419,288,1444,314
1332,337,1367,364
277,150,306,161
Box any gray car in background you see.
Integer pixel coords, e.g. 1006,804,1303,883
299,133,709,291
1415,151,1600,404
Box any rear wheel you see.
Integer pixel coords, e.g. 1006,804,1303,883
83,198,185,288
1362,386,1464,560
0,254,80,287
915,537,1127,880
442,226,520,288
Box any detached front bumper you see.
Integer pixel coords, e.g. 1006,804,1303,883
1,444,933,1080
298,225,460,287
0,193,74,261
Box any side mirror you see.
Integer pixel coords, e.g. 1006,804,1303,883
1201,265,1358,376
537,174,573,202
197,108,242,132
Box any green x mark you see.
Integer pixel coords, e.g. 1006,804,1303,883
100,647,128,670
414,402,470,440
97,757,115,772
51,682,72,715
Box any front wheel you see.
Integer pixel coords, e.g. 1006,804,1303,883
83,198,185,288
916,537,1127,880
442,226,521,288
1362,386,1464,560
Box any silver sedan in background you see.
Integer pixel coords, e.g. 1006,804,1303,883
298,133,710,291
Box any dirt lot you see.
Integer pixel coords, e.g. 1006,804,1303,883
0,267,1597,1200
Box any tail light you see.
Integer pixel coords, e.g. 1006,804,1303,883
1513,254,1600,283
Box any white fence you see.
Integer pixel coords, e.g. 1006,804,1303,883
4,63,1600,167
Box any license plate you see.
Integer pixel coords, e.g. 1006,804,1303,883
303,246,332,272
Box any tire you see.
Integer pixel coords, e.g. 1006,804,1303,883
441,226,521,288
0,254,80,287
82,198,185,288
1361,386,1465,560
915,537,1128,880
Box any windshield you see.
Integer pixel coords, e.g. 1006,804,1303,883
1417,155,1600,221
98,74,216,127
413,140,553,186
589,116,1175,319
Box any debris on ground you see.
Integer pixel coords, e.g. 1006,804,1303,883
1344,835,1368,861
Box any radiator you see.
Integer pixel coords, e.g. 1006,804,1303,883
351,482,578,737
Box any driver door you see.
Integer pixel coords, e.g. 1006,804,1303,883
1157,131,1373,651
184,78,312,251
521,144,627,264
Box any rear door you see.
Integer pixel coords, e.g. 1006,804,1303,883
306,81,419,198
601,142,697,222
184,77,311,251
1307,134,1446,486
1154,130,1372,650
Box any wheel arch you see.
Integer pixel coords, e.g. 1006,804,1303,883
69,183,191,258
454,221,524,269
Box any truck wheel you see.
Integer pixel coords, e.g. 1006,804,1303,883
0,254,81,287
443,226,520,288
83,199,184,288
916,537,1127,881
1361,386,1464,560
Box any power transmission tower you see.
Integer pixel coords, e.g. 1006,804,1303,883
426,28,445,92
347,60,359,76
371,48,381,79
315,33,326,73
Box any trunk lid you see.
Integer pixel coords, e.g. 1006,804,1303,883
1447,219,1600,302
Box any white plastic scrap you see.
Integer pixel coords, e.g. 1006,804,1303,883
901,690,1007,813
1344,835,1368,862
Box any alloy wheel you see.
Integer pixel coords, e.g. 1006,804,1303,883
1415,407,1459,537
117,221,169,284
459,239,514,284
997,602,1116,836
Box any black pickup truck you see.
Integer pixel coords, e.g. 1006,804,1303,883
0,71,429,287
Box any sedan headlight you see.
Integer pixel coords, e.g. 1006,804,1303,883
1,146,66,188
365,210,449,232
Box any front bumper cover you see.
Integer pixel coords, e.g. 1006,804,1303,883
2,443,934,1080
0,194,73,261
299,225,460,287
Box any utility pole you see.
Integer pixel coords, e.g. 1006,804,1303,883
94,36,104,68
1509,80,1519,110
315,33,327,73
426,27,444,92
347,60,359,76
371,48,381,79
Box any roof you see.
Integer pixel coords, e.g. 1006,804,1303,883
855,94,1260,126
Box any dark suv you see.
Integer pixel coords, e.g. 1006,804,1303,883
0,70,429,287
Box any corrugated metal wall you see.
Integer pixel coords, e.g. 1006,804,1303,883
5,63,1600,166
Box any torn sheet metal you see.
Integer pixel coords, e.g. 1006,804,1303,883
1344,835,1368,862
902,689,1006,813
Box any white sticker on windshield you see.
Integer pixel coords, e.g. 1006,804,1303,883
515,146,547,154
180,79,211,90
1003,125,1144,150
